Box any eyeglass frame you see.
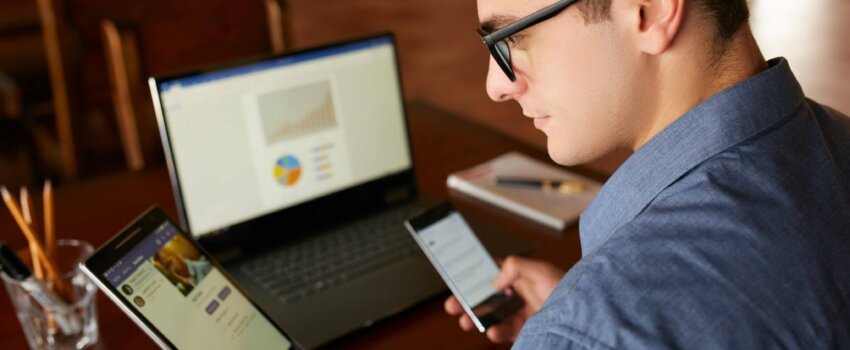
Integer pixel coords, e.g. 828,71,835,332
478,0,579,82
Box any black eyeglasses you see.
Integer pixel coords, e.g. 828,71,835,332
478,0,579,82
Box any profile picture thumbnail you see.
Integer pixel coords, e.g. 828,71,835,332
121,284,134,295
133,296,146,308
150,234,212,296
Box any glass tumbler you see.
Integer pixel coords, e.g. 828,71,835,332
1,239,99,349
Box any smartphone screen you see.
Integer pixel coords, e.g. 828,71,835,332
83,207,296,349
406,203,523,332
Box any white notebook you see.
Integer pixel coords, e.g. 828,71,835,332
447,152,601,231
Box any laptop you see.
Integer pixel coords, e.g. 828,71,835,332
149,34,531,348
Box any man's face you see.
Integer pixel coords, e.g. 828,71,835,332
478,0,647,165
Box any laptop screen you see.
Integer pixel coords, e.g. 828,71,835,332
153,36,412,237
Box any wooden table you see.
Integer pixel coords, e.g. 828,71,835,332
0,102,608,349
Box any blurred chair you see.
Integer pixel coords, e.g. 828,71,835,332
0,0,54,184
35,0,87,180
33,0,292,178
101,0,293,170
0,69,22,119
0,67,43,187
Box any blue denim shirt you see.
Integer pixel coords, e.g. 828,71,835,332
514,58,850,349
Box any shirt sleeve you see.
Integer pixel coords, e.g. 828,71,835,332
513,324,614,350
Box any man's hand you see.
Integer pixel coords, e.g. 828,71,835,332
443,256,565,343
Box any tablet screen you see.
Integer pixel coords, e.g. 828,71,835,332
101,221,292,349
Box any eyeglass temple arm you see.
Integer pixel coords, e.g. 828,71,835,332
484,0,578,44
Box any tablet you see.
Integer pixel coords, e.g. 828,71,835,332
81,206,299,349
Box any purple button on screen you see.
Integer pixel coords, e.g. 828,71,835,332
205,300,220,315
218,286,231,301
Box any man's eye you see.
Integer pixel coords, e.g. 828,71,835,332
505,35,523,46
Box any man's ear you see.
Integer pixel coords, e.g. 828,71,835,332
626,0,686,55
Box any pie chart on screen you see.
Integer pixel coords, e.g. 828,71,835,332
273,155,301,186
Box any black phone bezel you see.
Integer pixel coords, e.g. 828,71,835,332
406,202,456,233
82,206,300,349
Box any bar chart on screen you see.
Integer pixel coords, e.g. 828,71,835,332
242,77,354,212
258,81,338,145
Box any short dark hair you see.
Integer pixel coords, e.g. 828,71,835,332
576,0,750,42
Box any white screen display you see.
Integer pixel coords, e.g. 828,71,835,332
104,223,291,349
417,212,500,308
156,37,411,236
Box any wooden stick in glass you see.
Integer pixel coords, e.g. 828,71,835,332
43,180,56,262
20,187,44,279
1,187,61,279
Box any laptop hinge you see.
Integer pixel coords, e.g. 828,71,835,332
213,247,244,264
383,186,412,205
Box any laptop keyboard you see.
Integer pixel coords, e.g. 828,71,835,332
239,203,424,305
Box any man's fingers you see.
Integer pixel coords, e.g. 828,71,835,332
492,255,524,289
510,280,540,307
445,296,474,332
444,296,464,315
486,323,517,343
494,256,566,290
458,314,475,332
488,314,527,343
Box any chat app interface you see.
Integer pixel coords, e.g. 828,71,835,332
419,212,500,308
104,222,291,349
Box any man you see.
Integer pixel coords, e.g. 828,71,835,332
445,0,850,347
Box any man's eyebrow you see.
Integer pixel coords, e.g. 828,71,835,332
478,15,518,35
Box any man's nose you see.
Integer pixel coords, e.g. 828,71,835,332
485,57,526,102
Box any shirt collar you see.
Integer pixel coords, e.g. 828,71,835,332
578,58,805,256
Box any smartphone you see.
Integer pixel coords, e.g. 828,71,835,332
405,203,524,332
81,206,301,350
